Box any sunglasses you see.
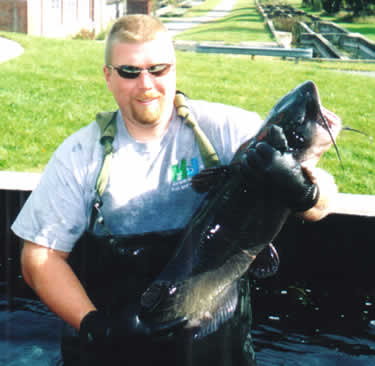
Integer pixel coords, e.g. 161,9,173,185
107,63,172,79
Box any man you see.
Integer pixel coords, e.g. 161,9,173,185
12,15,340,366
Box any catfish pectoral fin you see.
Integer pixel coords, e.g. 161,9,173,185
190,280,239,340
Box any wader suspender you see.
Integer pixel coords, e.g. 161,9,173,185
90,92,221,232
89,111,117,234
174,91,220,168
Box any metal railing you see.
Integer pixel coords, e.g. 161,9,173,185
196,43,313,61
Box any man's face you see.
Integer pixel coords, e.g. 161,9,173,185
104,34,176,134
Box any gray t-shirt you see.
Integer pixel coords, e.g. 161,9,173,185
12,100,262,252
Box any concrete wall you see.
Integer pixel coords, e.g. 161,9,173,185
317,21,375,60
340,33,375,59
317,21,349,35
274,214,375,284
295,21,344,59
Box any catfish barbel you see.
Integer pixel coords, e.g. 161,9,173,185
140,80,338,338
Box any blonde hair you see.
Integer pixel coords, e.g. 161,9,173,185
105,15,170,65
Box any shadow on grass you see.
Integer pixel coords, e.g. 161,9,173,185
184,6,259,17
215,14,264,23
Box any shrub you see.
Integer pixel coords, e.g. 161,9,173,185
72,28,96,40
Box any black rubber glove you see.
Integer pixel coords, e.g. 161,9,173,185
79,307,188,348
243,141,319,212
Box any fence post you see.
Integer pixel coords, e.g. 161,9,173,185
12,5,18,32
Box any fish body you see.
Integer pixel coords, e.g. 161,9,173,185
140,80,332,337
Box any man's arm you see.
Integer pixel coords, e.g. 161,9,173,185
21,241,96,330
298,107,342,222
298,167,338,222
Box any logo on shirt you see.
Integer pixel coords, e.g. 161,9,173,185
170,157,201,192
171,157,200,182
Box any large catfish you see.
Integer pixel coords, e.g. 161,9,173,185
140,80,337,338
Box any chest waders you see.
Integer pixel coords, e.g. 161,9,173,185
61,93,256,366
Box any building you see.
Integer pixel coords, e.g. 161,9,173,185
0,0,124,38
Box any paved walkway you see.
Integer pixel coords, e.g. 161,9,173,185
0,36,24,63
164,0,237,37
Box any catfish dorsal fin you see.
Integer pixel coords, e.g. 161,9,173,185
192,166,232,193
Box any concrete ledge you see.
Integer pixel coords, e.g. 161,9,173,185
255,0,289,48
0,171,41,191
0,171,374,217
330,193,375,217
297,21,345,59
317,21,350,35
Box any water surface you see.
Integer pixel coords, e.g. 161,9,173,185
2,281,375,366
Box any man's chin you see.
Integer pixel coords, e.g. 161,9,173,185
137,115,161,126
134,109,162,126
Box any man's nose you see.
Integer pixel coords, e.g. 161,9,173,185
137,70,154,88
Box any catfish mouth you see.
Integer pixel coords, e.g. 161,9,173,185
283,82,322,158
274,81,338,162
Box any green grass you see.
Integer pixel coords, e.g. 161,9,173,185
0,34,116,171
1,25,375,194
175,0,274,43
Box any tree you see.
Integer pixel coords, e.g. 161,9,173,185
321,0,342,13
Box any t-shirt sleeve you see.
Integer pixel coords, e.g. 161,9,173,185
11,126,101,252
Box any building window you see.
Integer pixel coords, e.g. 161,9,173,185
65,0,77,19
51,0,60,9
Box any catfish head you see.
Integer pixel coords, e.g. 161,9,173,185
255,80,338,164
193,81,340,194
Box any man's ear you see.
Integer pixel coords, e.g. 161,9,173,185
103,65,112,90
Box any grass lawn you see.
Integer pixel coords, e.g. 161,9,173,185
174,0,274,43
1,5,374,195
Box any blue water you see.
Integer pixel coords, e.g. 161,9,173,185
1,285,375,365
254,324,375,365
252,283,375,365
0,296,61,366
